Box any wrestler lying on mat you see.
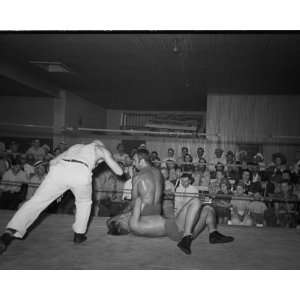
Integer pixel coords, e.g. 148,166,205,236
107,149,234,255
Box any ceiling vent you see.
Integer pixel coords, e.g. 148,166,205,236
30,61,71,73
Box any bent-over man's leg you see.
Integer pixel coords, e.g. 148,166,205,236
0,170,68,254
70,183,92,243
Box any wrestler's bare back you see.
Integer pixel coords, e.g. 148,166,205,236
132,166,163,208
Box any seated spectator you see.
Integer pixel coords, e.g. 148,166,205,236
0,150,9,180
162,148,176,163
174,173,199,215
248,184,267,227
94,167,118,216
165,160,178,184
176,147,189,166
214,179,232,225
210,162,225,179
161,167,175,218
23,161,47,204
0,141,5,153
199,169,211,192
269,153,288,181
225,150,239,181
230,182,253,226
113,143,130,165
26,139,46,161
53,147,62,157
194,147,206,163
150,151,161,168
42,144,54,162
181,154,194,174
209,147,226,172
239,169,252,194
253,153,266,171
19,154,35,179
6,141,20,161
274,180,298,228
209,169,225,194
0,159,28,210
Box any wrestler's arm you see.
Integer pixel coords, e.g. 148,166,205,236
97,146,123,176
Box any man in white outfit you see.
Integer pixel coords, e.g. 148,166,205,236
0,140,123,254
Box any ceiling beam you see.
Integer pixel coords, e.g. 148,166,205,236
0,57,60,98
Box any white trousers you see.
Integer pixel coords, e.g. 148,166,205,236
7,161,92,238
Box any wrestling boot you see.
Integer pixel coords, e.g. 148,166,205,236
0,232,15,255
177,235,193,255
73,233,87,244
209,231,234,244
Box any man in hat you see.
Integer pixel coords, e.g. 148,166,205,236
0,140,123,254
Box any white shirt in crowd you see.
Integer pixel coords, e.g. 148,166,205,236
175,184,199,213
0,169,28,193
23,163,35,179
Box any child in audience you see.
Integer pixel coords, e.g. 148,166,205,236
230,182,253,226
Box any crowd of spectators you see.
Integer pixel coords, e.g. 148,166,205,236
96,143,300,228
0,139,299,229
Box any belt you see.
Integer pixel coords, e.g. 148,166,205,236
63,159,89,169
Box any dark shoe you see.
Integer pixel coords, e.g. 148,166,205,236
209,231,234,244
73,233,87,244
177,235,193,255
0,232,15,254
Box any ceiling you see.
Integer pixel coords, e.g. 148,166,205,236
0,32,300,110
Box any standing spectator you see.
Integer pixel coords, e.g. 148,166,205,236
162,148,176,163
177,147,189,166
113,143,130,165
0,159,28,210
230,182,253,226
